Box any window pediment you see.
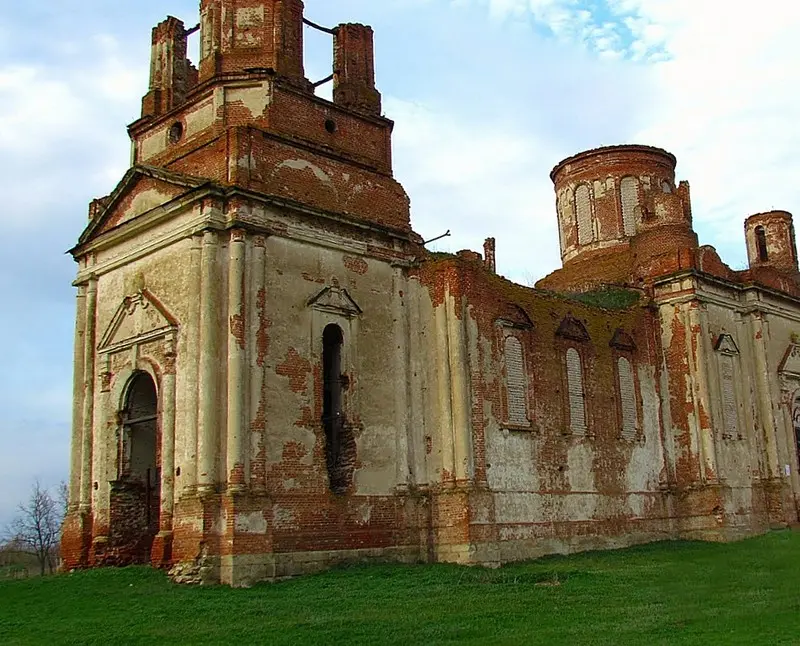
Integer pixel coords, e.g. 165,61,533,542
779,343,800,377
98,290,178,353
496,303,533,330
556,315,589,342
714,334,739,356
610,328,636,352
308,286,362,318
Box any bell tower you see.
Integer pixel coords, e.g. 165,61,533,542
197,0,308,87
126,0,410,232
64,0,422,584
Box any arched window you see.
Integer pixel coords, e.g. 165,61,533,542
558,188,575,246
123,372,158,484
565,347,586,434
661,180,672,193
504,336,528,426
755,225,768,262
617,357,637,439
719,353,738,438
575,184,593,245
620,177,639,237
323,324,350,493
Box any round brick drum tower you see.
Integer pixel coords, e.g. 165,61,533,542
551,145,697,263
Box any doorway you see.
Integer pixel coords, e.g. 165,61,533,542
113,371,160,563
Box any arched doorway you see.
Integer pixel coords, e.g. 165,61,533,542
793,396,800,474
110,371,160,564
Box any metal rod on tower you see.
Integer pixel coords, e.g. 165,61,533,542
303,17,337,35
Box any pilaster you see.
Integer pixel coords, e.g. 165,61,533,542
227,229,248,491
80,278,98,511
198,230,221,492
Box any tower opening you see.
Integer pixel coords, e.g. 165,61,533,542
756,225,768,262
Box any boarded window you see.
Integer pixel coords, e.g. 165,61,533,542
504,336,528,426
557,189,574,248
618,357,637,439
620,177,638,237
720,353,738,437
566,347,586,434
576,185,592,245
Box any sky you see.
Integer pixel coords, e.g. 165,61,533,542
0,0,798,527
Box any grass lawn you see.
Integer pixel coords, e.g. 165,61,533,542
2,532,800,645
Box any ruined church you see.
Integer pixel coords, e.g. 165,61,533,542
63,0,800,585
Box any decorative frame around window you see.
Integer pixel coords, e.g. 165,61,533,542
496,304,534,432
556,315,591,437
610,328,642,442
714,333,743,441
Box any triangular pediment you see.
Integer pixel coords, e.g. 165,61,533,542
98,290,178,353
714,333,739,355
78,165,210,246
779,344,800,377
556,314,589,342
610,328,636,352
496,303,533,330
307,286,362,318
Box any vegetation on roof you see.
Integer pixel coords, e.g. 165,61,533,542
566,286,642,310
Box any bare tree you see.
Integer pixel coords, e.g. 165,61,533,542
4,480,64,576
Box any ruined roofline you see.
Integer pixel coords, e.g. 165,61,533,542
421,250,644,312
652,267,800,306
550,144,677,182
128,71,395,137
745,210,793,223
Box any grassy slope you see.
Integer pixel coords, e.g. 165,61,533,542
2,532,800,645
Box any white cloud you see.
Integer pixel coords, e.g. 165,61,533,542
621,2,800,261
458,0,800,265
0,35,143,229
388,97,562,282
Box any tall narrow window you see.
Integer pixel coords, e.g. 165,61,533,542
719,353,738,438
620,177,639,237
323,324,350,493
123,372,158,485
576,184,592,245
558,188,575,247
755,225,768,262
617,357,637,439
504,336,528,426
566,347,586,434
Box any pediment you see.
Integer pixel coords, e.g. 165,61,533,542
714,333,739,355
78,165,209,246
98,290,178,353
556,315,589,342
307,286,362,318
779,344,800,377
496,303,533,330
610,328,636,352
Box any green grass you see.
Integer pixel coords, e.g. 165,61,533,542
2,532,800,645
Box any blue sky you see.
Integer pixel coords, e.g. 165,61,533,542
1,0,798,526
